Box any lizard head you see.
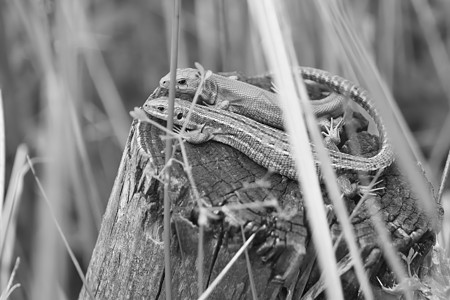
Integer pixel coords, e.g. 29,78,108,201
159,68,201,94
142,98,196,129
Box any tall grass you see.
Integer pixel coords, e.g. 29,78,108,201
0,90,5,220
0,0,449,299
248,2,344,299
163,0,181,298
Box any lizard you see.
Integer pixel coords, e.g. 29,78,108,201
159,67,348,133
142,97,394,180
158,66,393,158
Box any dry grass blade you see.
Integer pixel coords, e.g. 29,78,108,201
26,156,95,300
329,169,384,264
162,1,189,68
0,90,4,216
437,150,450,249
132,108,215,216
161,62,214,296
194,0,219,70
12,2,68,298
217,0,229,68
328,2,436,221
0,145,28,280
60,1,130,145
291,36,374,300
376,0,398,87
300,254,354,300
11,0,53,73
11,1,103,298
410,0,450,101
66,104,102,228
438,150,450,205
180,62,212,134
198,233,256,300
368,203,413,299
0,257,20,300
164,1,181,298
247,1,343,298
410,0,450,174
316,3,429,300
180,64,213,296
240,226,258,300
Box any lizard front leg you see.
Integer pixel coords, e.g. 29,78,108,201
180,124,223,144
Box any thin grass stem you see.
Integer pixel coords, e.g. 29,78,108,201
437,150,450,205
198,233,256,300
0,257,20,300
0,90,4,217
240,226,258,300
26,156,95,300
164,1,181,298
0,145,28,266
247,1,343,298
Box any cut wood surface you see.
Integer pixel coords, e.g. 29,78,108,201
78,75,442,300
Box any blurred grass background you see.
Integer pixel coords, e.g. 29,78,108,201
0,0,450,299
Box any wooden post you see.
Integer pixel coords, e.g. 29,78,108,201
78,119,310,299
79,76,440,300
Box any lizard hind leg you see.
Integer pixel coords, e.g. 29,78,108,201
321,117,344,147
203,100,232,111
336,174,359,199
357,179,385,197
337,174,385,199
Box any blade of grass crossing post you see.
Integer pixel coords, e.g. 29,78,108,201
164,0,180,298
247,1,344,299
314,3,420,299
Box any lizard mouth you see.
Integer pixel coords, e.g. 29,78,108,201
173,124,199,134
173,124,194,133
173,124,183,133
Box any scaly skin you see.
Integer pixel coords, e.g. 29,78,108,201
143,97,394,178
159,66,391,164
159,68,347,130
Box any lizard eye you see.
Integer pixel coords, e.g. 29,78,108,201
176,112,183,120
157,106,165,112
178,79,187,85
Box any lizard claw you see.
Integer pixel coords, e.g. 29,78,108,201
357,179,385,197
270,81,279,94
321,117,344,146
337,176,385,199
